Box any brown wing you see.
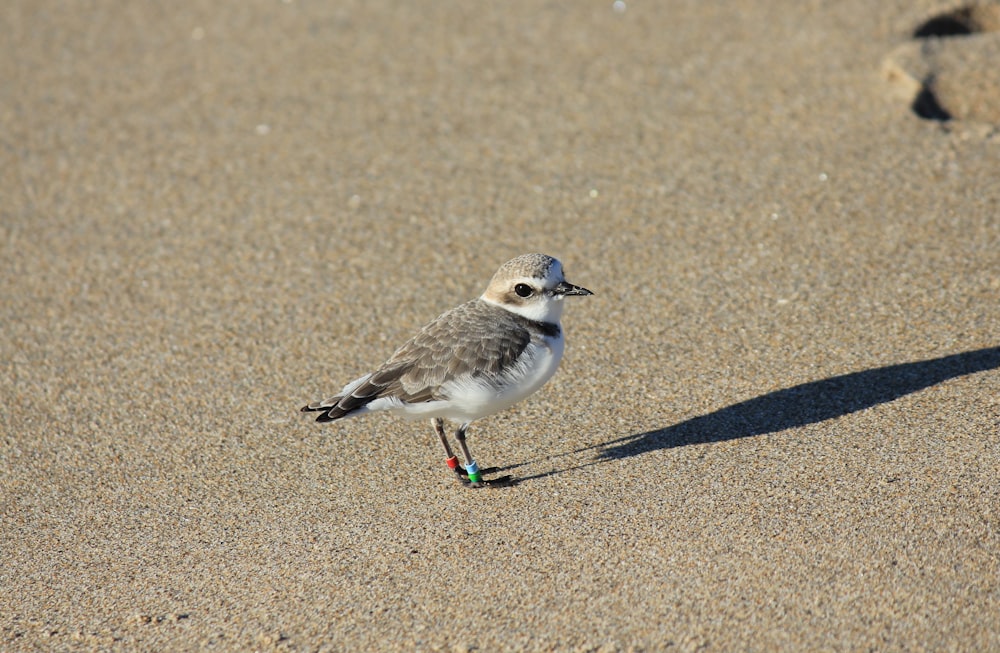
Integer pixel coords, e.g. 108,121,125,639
314,300,531,420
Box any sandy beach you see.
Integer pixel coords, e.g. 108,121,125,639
2,0,999,650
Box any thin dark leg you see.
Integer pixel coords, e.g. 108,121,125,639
453,423,482,484
430,421,512,489
454,424,474,466
432,418,463,480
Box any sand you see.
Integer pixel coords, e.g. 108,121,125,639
2,0,999,650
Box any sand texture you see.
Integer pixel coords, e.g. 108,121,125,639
2,0,999,650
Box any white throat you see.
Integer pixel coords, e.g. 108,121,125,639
482,293,565,323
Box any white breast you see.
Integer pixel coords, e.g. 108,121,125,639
395,330,566,423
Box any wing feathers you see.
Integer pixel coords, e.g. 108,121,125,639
303,299,539,422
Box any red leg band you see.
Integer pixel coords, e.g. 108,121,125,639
446,456,459,470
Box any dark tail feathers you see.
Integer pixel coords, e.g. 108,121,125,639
301,399,344,423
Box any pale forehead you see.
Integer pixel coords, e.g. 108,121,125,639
494,253,561,281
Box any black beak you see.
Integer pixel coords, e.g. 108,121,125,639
554,281,593,296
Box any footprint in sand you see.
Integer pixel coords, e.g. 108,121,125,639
883,2,1000,123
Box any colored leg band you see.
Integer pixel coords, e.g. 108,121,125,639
464,461,481,484
446,456,459,470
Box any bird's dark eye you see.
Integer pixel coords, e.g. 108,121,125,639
514,283,533,298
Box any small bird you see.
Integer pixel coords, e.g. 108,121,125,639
301,253,592,487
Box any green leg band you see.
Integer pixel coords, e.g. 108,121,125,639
465,461,481,484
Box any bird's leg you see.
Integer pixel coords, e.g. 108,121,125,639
432,418,463,480
454,423,483,485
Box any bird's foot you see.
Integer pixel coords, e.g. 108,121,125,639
453,467,515,488
468,474,515,488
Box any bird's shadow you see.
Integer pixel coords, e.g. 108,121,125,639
514,347,1000,481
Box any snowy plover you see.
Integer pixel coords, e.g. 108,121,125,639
301,253,592,487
